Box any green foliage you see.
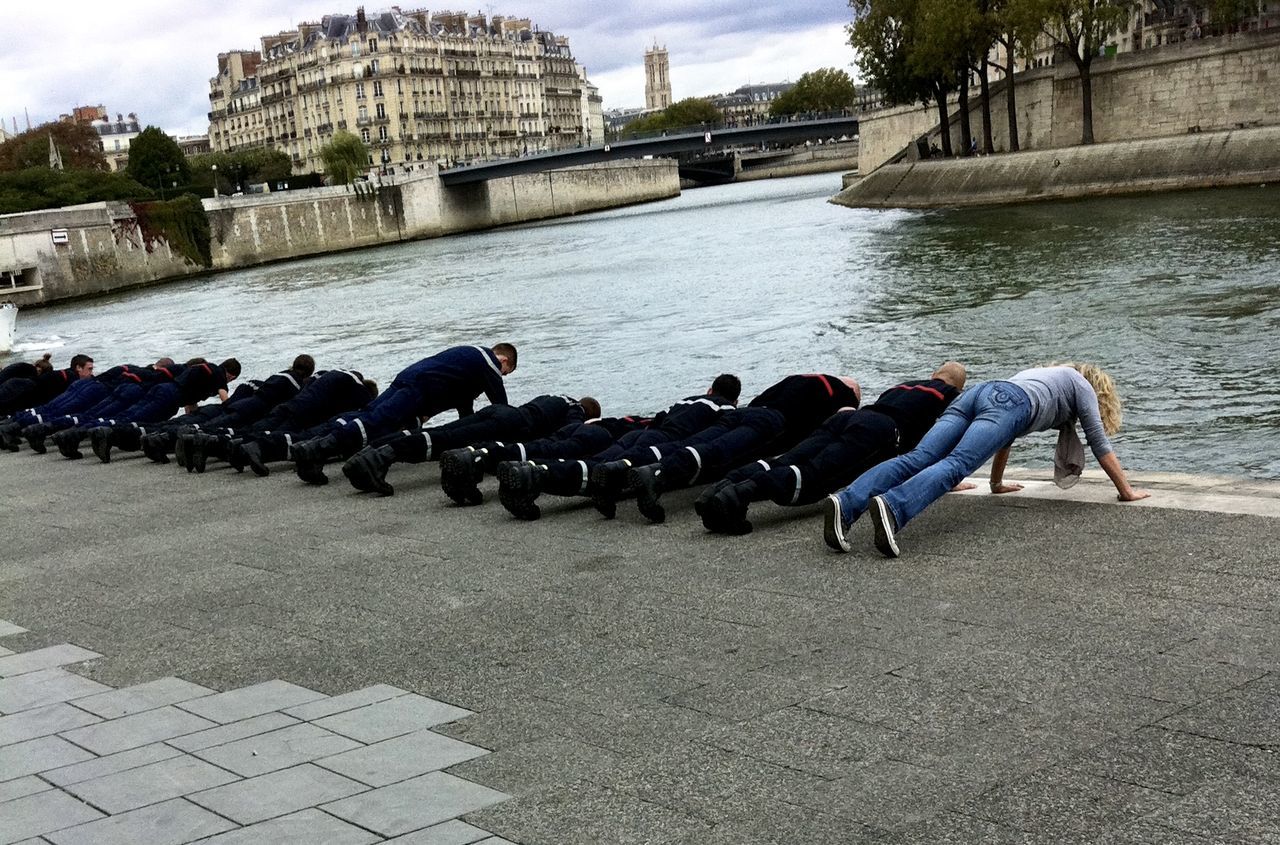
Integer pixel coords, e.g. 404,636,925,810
130,195,212,268
0,168,153,214
848,0,937,107
0,121,108,172
622,98,723,135
1210,0,1254,28
126,127,190,192
189,148,293,194
769,68,858,116
320,131,369,185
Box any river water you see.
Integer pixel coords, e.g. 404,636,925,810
7,173,1280,478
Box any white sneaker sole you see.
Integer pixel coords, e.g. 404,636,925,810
823,494,851,553
870,496,900,558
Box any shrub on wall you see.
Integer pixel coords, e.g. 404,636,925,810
129,195,212,268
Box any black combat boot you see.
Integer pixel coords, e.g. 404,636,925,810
342,445,397,496
630,465,669,524
0,421,21,452
89,427,116,463
699,480,755,536
588,460,633,519
24,423,53,454
292,434,339,485
141,432,172,464
497,461,545,521
439,447,485,506
53,427,88,460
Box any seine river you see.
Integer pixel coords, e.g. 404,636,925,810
8,173,1280,478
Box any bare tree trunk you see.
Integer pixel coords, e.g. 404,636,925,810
958,72,973,155
1077,58,1095,144
1000,35,1020,152
979,57,994,154
934,83,953,157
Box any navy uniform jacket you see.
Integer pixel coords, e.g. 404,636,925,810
390,345,507,419
861,378,960,453
750,374,862,445
31,368,79,405
520,394,586,432
0,362,37,384
176,363,229,405
253,369,307,406
648,394,737,440
281,370,370,426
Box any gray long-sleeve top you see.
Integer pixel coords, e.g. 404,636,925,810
1007,366,1114,460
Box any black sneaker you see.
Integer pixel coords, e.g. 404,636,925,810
630,465,666,524
823,494,851,553
869,495,901,558
439,448,483,506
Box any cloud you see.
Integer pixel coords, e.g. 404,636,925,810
0,0,856,136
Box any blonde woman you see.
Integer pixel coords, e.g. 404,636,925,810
824,363,1149,558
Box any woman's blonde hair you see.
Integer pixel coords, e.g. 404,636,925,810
1052,362,1123,435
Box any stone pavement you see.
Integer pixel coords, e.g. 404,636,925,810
2,450,1280,844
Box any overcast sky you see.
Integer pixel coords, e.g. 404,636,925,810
0,1,857,137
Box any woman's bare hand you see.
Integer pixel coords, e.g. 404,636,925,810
1119,488,1151,502
990,482,1024,494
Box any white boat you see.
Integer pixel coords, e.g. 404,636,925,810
0,303,16,354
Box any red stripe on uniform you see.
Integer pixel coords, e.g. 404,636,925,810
805,374,834,397
898,384,945,401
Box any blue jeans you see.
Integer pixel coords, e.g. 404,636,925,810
834,381,1032,530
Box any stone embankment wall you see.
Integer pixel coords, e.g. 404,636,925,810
735,146,860,183
833,124,1280,208
858,30,1280,174
1,160,679,307
0,205,203,307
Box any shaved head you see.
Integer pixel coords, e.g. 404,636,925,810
933,361,967,390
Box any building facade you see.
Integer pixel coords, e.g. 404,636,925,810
644,44,672,111
92,113,142,172
208,7,595,175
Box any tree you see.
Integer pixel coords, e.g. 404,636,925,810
1032,0,1137,144
126,127,190,195
0,121,108,172
769,68,859,116
991,0,1051,151
0,168,152,214
190,148,293,194
622,98,722,135
320,131,369,184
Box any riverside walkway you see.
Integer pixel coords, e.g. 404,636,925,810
1,453,1278,844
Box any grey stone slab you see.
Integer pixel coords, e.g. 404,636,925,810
316,729,488,787
474,838,518,845
0,789,103,844
188,763,366,824
322,772,508,837
195,808,379,845
385,820,493,844
0,647,100,680
43,797,236,845
176,680,326,724
446,737,622,797
283,685,408,721
314,695,472,743
165,712,299,753
0,736,94,781
58,705,214,756
71,677,214,720
1062,726,1280,795
1147,775,1280,841
0,670,111,716
0,623,27,639
40,743,184,787
0,776,51,804
62,753,240,814
193,722,361,777
0,704,99,748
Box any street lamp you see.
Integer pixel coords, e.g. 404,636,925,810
212,164,219,198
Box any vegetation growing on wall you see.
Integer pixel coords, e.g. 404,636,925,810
129,195,212,268
0,168,153,214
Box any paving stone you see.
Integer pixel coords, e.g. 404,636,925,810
71,677,214,719
0,776,51,804
1147,775,1280,841
0,736,94,781
473,838,518,845
188,763,367,824
40,743,184,788
283,684,408,721
315,695,472,743
193,722,361,777
0,670,111,716
322,772,508,837
0,789,103,844
446,737,622,797
43,797,236,845
177,680,326,724
57,705,214,755
165,712,299,753
384,820,493,844
195,808,378,845
0,704,99,747
0,622,27,639
62,753,240,814
316,729,488,787
1062,726,1280,795
0,647,101,679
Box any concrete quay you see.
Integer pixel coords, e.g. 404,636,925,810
2,451,1279,844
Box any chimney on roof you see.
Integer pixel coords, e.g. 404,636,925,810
356,6,368,33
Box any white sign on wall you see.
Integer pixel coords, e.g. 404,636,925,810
50,229,69,245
